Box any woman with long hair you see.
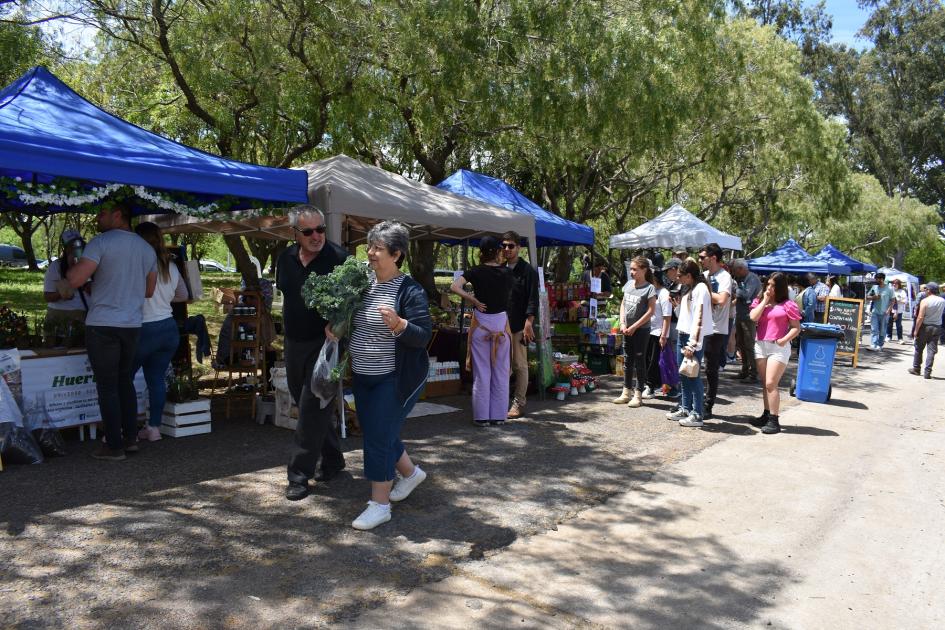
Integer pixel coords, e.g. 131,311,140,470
132,222,189,442
667,259,715,427
749,272,801,434
451,235,514,426
643,268,672,400
613,256,656,408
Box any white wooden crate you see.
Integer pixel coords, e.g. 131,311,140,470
160,422,212,437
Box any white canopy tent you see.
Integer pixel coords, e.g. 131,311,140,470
302,155,538,265
876,267,920,317
609,203,743,251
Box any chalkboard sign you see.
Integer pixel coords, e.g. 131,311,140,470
825,297,864,367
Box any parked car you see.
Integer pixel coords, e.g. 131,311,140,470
198,259,236,273
37,257,54,270
0,244,29,267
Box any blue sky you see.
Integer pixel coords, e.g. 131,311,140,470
820,1,872,47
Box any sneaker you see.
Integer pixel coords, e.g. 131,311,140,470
667,407,690,420
473,419,490,428
750,410,770,428
761,416,781,434
285,481,310,501
664,389,681,400
641,386,655,399
679,413,704,428
908,367,921,376
925,372,932,380
389,466,427,502
627,391,643,408
138,426,162,442
91,446,126,461
352,501,392,530
866,345,877,352
123,439,140,453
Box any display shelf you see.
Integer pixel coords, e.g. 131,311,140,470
222,290,269,419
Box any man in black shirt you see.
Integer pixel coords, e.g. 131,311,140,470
276,205,350,500
501,231,539,419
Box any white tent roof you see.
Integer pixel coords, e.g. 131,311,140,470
609,203,743,251
303,155,538,263
876,267,920,285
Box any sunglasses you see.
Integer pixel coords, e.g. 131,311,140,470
501,243,518,249
294,225,326,236
698,254,707,260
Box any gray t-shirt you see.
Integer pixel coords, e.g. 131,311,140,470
734,271,762,321
622,282,656,330
81,230,157,328
922,295,945,326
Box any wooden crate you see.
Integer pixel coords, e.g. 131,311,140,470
160,398,212,437
422,379,462,399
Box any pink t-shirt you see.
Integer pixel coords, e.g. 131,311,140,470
751,298,801,341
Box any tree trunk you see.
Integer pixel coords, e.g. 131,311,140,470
407,240,439,300
2,213,45,272
224,235,260,287
553,248,574,282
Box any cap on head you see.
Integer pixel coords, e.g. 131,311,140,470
663,258,682,270
926,281,939,294
875,272,885,280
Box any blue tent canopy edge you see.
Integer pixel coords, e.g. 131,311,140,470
0,67,308,212
747,239,851,275
436,170,595,247
813,243,877,273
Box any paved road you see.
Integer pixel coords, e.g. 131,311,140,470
354,342,945,629
3,338,941,628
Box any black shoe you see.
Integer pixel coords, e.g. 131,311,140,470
703,403,713,419
761,415,781,434
908,367,921,376
314,466,345,482
734,371,749,380
285,481,310,501
750,410,770,428
924,372,932,380
92,446,126,461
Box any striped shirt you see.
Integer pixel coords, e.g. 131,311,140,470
350,274,406,375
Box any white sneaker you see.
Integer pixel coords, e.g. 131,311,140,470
352,501,392,530
900,339,911,345
679,412,704,427
641,386,655,399
390,466,426,502
137,426,162,442
667,407,690,420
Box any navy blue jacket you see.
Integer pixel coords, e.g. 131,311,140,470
392,276,432,406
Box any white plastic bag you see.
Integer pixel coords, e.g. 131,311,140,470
310,339,339,409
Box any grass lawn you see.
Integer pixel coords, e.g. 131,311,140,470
0,268,267,380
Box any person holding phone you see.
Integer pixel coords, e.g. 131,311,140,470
749,272,801,435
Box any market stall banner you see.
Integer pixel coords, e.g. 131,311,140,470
20,353,147,429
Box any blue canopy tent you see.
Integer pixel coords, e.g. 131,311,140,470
0,67,308,214
436,170,594,247
813,244,877,273
747,239,851,275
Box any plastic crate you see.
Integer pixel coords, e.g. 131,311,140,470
587,353,612,374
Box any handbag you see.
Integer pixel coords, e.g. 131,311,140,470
679,356,700,377
678,289,703,378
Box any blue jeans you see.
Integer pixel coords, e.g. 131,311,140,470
132,317,180,427
886,312,903,340
870,312,888,348
353,371,421,482
677,333,705,416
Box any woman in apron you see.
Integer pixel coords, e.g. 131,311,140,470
450,236,514,426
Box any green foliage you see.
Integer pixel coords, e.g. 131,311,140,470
903,239,945,282
300,257,371,338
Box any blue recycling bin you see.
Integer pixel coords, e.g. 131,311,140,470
795,323,844,403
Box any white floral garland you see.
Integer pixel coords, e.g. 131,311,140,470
3,176,224,217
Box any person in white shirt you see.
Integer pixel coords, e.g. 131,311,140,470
643,270,672,399
43,229,88,342
827,275,843,298
886,279,908,343
131,222,189,442
667,259,715,427
698,243,731,419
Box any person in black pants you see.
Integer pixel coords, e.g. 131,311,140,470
698,243,733,419
277,205,350,501
613,256,657,408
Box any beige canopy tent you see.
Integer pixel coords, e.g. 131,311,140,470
151,154,539,263
303,155,538,264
